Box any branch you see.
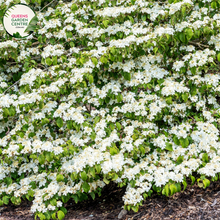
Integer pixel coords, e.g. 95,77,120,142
3,79,21,95
39,0,56,12
188,41,210,49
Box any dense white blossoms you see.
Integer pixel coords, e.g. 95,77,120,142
0,0,220,217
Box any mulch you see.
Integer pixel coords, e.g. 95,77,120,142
1,179,220,220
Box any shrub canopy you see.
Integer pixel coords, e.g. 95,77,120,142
0,0,220,218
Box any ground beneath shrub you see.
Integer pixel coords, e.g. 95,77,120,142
1,179,220,220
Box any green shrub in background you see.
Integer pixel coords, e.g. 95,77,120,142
0,0,220,219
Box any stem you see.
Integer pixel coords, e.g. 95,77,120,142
3,79,21,95
39,0,56,12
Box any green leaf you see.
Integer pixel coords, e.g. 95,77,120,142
89,75,94,84
81,171,87,181
50,199,57,206
100,56,108,64
183,180,187,190
12,32,22,38
165,142,173,151
116,122,122,130
103,175,110,184
166,96,172,104
102,20,109,27
217,53,220,62
90,167,96,177
211,1,217,8
3,108,9,117
71,3,78,12
90,132,96,140
202,153,209,163
173,136,180,145
56,118,63,128
185,28,193,40
179,137,189,148
110,147,118,155
57,210,65,220
52,56,58,65
190,175,195,185
38,154,45,165
95,164,101,174
38,213,46,220
169,184,177,196
60,207,67,215
203,179,210,188
4,177,12,186
44,211,51,220
182,93,188,102
131,206,139,212
175,183,181,192
110,47,116,55
38,35,43,43
176,155,183,164
70,172,77,180
52,212,57,220
56,174,64,182
82,182,90,193
91,57,98,66
117,94,123,102
2,196,9,205
90,192,95,200
41,118,49,126
67,121,73,129
45,152,53,162
162,184,170,196
141,14,146,21
179,33,186,43
112,173,118,181
71,194,79,203
124,72,131,81
109,123,115,131
46,57,52,66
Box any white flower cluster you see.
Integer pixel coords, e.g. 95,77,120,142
0,0,220,216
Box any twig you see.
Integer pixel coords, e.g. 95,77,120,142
39,0,56,12
32,41,39,46
188,41,210,49
37,63,45,69
84,103,91,113
3,79,21,95
6,126,10,135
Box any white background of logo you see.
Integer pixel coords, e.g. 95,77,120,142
3,4,35,37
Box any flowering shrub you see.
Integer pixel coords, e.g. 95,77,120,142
0,0,220,219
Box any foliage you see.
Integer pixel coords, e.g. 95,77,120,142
0,0,220,219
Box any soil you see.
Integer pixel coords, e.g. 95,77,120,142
1,179,220,220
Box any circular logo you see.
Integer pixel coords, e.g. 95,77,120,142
3,4,35,38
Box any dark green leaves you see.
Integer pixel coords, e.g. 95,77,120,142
12,32,22,38
38,154,45,165
217,53,220,62
165,142,173,151
179,137,189,148
81,171,87,181
91,57,98,66
56,117,63,128
185,28,193,41
71,3,78,12
124,72,131,81
82,182,90,193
